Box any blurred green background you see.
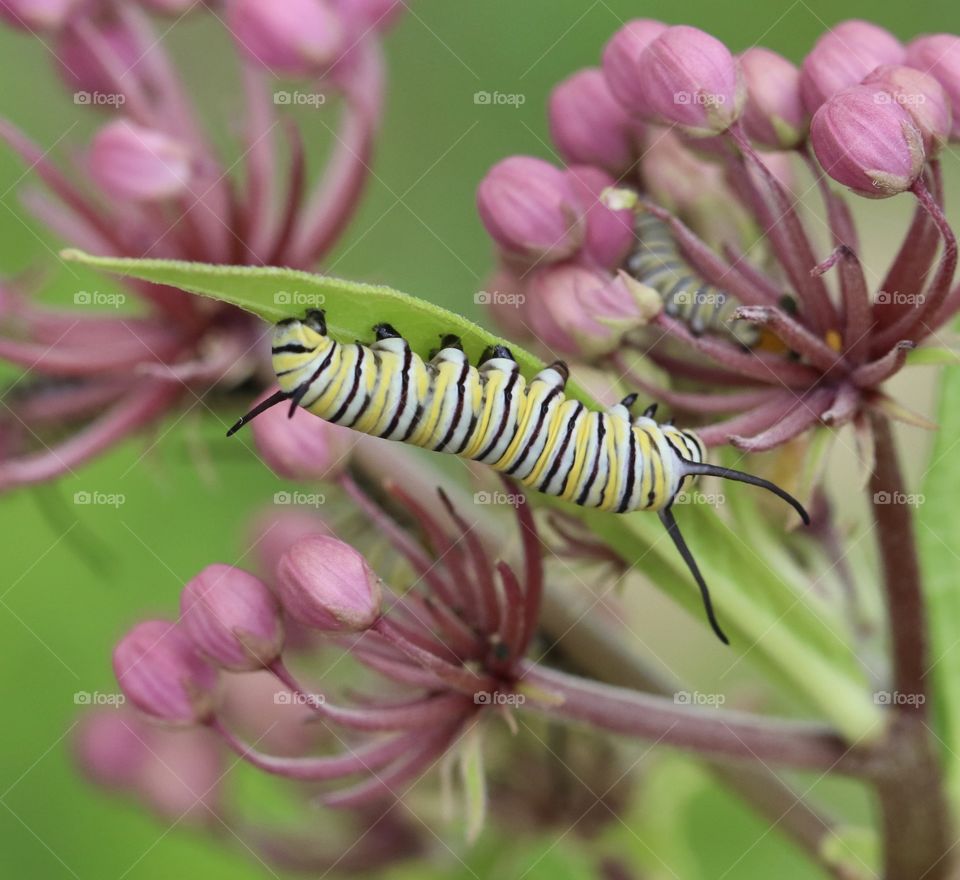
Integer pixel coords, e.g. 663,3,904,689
0,1,957,878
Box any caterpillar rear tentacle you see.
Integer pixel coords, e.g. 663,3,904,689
229,310,810,644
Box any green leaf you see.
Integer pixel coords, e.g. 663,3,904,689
906,347,960,366
60,250,592,404
918,364,960,811
458,723,487,845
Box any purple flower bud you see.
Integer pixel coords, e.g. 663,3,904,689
246,508,336,585
56,21,141,98
565,165,634,270
180,564,284,671
74,708,151,790
113,620,219,724
225,0,345,77
810,84,925,198
863,65,952,157
138,726,224,823
549,68,642,174
602,19,668,118
276,535,382,632
89,120,193,202
906,35,960,141
250,388,354,481
336,0,404,30
477,156,585,264
800,20,905,114
641,129,728,212
0,0,79,30
739,47,807,149
139,0,205,13
636,26,745,135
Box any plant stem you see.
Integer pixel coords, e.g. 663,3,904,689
869,415,953,879
518,661,869,775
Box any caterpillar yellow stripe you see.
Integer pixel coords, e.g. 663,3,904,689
229,310,809,645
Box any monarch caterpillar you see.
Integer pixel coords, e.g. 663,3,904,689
229,310,809,644
627,212,761,348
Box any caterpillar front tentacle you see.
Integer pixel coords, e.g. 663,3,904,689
230,311,809,645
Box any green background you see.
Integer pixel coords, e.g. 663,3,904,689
0,1,957,878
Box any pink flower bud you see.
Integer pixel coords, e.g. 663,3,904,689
336,0,404,30
74,708,151,790
89,120,193,202
56,21,141,98
137,726,224,823
276,535,382,632
139,0,205,13
800,20,905,114
526,265,657,358
739,47,807,148
180,565,284,671
250,388,354,481
810,84,925,198
477,156,585,264
480,268,532,343
638,26,745,135
906,35,960,141
113,620,219,724
225,0,345,77
0,0,79,30
549,68,642,174
602,19,668,117
863,65,952,157
641,129,728,212
246,507,335,584
565,165,634,270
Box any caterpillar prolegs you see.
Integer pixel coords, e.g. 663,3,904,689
229,310,809,644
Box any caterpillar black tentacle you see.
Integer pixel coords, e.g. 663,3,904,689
231,310,809,644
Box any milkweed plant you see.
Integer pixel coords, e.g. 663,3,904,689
2,3,960,879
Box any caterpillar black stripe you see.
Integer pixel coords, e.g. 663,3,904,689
229,309,809,644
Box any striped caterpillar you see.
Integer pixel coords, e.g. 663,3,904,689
229,310,809,644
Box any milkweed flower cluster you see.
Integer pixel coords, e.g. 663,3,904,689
0,0,400,489
478,19,960,460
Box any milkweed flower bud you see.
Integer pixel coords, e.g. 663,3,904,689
601,19,668,118
56,22,141,98
549,68,642,174
480,267,532,343
137,726,224,823
810,84,925,198
862,65,952,157
738,48,807,149
906,35,960,141
250,388,354,482
477,156,585,264
338,0,404,30
225,0,345,78
180,565,284,671
139,0,205,13
641,129,728,212
277,535,382,632
113,620,219,724
74,709,151,789
89,120,193,202
565,165,634,270
0,0,79,30
800,20,904,114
